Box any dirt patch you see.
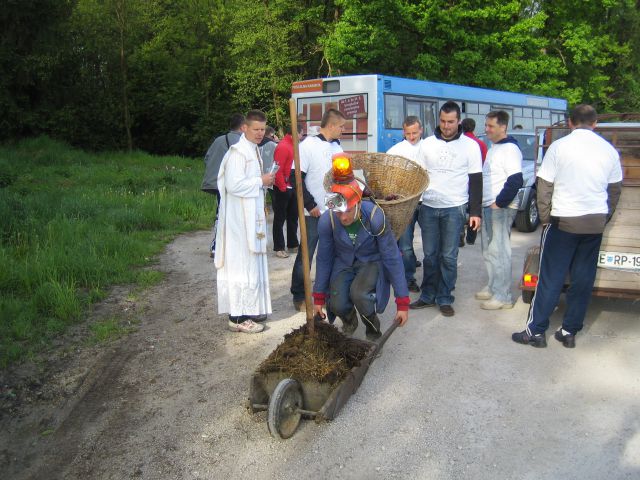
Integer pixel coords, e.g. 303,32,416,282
258,319,372,385
0,231,239,479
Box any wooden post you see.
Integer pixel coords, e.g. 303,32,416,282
289,98,315,335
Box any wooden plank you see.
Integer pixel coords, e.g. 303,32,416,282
593,277,640,290
594,266,640,292
605,210,640,228
622,164,640,185
620,155,640,167
602,225,640,241
613,187,640,209
596,268,640,280
599,240,640,253
592,288,640,300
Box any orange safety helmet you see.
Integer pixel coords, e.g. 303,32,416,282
330,180,363,210
325,153,363,211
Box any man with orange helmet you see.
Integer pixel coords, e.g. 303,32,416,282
312,155,410,339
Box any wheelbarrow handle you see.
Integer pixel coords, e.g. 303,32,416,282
374,318,400,353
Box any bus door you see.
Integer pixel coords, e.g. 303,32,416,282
406,99,437,137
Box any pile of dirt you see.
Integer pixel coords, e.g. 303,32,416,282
258,319,372,385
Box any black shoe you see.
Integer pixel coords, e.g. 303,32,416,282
366,330,382,341
340,309,359,335
246,314,267,323
362,313,381,340
439,304,455,317
293,299,305,312
512,330,547,348
408,280,420,293
410,299,435,309
416,260,422,268
554,330,576,348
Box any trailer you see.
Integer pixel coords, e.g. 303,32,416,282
520,118,640,302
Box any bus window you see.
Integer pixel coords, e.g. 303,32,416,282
423,102,437,137
401,99,437,137
385,94,404,128
296,93,370,153
406,100,420,121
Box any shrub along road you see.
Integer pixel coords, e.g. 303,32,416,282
1,228,639,479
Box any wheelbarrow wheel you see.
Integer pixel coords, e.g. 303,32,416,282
267,378,303,439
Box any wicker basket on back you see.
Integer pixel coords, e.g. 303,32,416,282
323,153,429,240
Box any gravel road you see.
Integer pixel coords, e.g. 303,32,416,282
1,226,639,480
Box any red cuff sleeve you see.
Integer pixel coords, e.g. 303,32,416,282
395,296,410,311
312,292,326,305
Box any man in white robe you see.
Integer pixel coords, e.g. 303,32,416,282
215,110,275,333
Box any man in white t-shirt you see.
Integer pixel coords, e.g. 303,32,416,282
475,111,523,310
410,101,483,316
387,116,424,293
290,109,345,311
513,104,622,348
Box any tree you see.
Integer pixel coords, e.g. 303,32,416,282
0,0,74,141
322,0,420,76
540,0,640,110
225,0,307,130
127,0,234,155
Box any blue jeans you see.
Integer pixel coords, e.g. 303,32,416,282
481,206,517,303
417,204,466,305
328,261,379,318
526,224,602,335
290,216,319,301
398,207,419,283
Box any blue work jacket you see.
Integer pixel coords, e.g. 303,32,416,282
314,201,409,312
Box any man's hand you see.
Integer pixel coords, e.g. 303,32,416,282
490,202,499,209
309,206,321,217
469,216,482,231
395,310,408,327
313,304,325,318
261,172,275,187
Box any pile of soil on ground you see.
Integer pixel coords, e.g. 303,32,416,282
258,319,373,385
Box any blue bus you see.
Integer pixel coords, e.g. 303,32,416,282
291,74,567,153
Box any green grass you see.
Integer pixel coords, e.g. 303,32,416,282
88,317,138,344
0,136,212,367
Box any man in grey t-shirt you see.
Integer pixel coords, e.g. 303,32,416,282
201,113,245,257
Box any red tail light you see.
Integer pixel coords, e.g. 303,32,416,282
523,273,538,287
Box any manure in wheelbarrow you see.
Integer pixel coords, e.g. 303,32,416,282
257,319,372,386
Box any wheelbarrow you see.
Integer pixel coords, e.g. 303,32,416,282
246,319,400,439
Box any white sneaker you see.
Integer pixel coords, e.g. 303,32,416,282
475,287,492,300
480,298,514,310
228,319,264,333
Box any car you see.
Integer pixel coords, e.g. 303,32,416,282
478,132,539,232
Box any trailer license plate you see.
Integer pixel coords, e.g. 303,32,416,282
598,251,640,272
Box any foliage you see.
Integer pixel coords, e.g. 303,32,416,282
0,136,211,367
1,0,640,152
540,0,640,111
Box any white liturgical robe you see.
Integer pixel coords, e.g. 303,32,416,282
214,134,272,316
